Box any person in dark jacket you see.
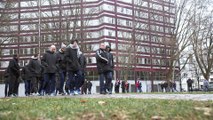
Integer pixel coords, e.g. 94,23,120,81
79,52,87,90
96,43,113,94
7,54,20,97
187,78,193,92
65,40,83,95
125,81,130,93
28,54,41,95
105,45,114,94
41,45,57,96
56,44,66,95
121,80,125,93
21,63,32,96
114,79,120,93
96,43,108,94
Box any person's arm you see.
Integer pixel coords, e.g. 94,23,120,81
95,50,108,63
111,54,114,68
41,54,48,67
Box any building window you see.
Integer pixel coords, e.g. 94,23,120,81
141,12,148,19
126,20,132,27
102,4,114,12
145,58,151,64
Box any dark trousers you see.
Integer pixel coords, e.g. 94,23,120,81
58,71,66,93
31,77,39,94
24,80,31,95
188,85,193,92
8,75,19,96
122,87,125,93
4,78,9,97
88,88,91,94
99,72,113,93
43,73,56,94
115,86,119,93
66,70,83,92
79,72,85,88
38,78,44,94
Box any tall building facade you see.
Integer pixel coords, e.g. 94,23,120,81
0,0,177,85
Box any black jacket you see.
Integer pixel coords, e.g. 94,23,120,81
65,47,80,72
7,58,20,77
56,49,66,71
96,48,112,74
106,51,114,72
41,50,57,73
28,58,41,77
79,53,87,72
21,65,32,80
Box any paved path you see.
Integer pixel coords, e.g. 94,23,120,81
1,84,213,101
68,94,213,101
8,93,213,101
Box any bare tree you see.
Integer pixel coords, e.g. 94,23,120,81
190,0,213,80
117,0,151,92
164,0,199,84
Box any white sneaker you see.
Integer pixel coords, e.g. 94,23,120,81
74,90,79,95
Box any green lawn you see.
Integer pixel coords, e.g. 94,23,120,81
0,97,212,120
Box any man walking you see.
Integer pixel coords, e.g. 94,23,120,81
187,78,193,92
28,54,41,95
7,54,20,97
65,40,83,95
96,43,113,94
56,44,66,95
105,45,114,94
114,79,120,93
41,45,57,96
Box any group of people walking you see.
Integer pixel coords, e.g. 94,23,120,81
4,40,117,97
4,40,92,97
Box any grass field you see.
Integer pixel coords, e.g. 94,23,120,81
0,97,213,120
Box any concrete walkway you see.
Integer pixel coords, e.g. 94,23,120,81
63,93,213,101
1,84,213,101
4,93,212,101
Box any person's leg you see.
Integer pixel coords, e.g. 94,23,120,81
59,71,66,94
42,73,50,95
99,73,105,94
13,77,19,96
75,70,83,93
49,73,56,95
8,75,17,96
5,81,9,97
67,71,75,95
38,77,44,95
105,72,113,94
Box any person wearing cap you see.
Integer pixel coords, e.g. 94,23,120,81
28,54,41,95
65,39,83,95
41,45,57,96
7,54,20,97
56,43,67,95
